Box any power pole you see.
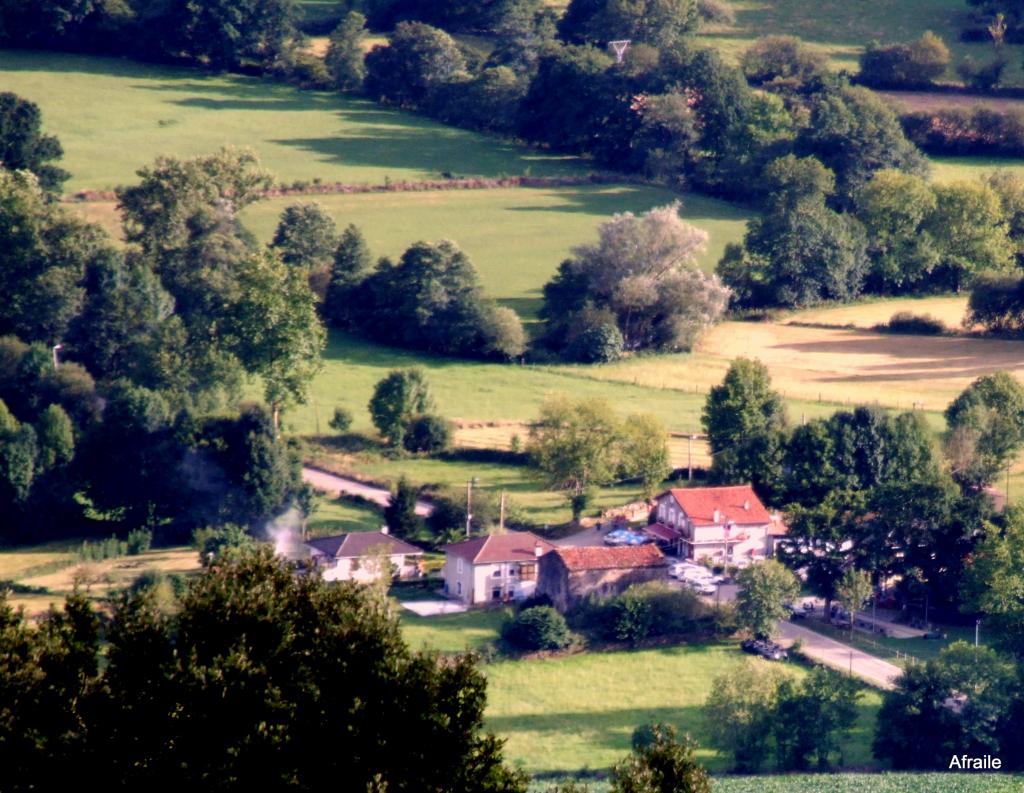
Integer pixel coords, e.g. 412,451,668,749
499,491,506,532
688,435,694,481
465,478,474,539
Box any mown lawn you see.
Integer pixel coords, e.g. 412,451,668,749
698,0,1022,84
0,49,583,192
484,642,881,776
401,607,508,654
306,495,383,536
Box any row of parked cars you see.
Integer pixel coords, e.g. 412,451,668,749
668,562,725,595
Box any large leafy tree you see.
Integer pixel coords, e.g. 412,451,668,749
944,371,1024,486
797,85,927,209
270,202,338,270
703,659,786,772
527,395,621,497
323,223,373,327
962,507,1024,659
325,11,368,91
140,0,299,69
0,168,111,345
772,668,861,771
558,0,700,49
542,204,729,353
718,156,869,308
702,358,786,454
0,93,69,193
609,722,711,793
873,642,1019,769
926,181,1014,292
734,559,800,639
368,369,434,446
364,21,467,108
0,548,529,791
855,169,940,293
618,413,670,499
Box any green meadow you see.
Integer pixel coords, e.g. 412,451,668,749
0,49,582,192
240,186,751,316
699,0,1023,84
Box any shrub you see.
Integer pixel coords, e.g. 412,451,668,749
611,587,655,644
126,528,153,555
402,413,452,454
697,0,735,25
501,606,573,651
957,55,1007,92
967,272,1024,333
78,535,128,562
858,32,950,88
328,406,353,433
901,106,1024,157
564,322,624,363
741,35,828,90
874,311,947,335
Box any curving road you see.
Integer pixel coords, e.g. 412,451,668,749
776,620,902,690
302,467,434,517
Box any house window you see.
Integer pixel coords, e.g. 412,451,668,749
456,581,462,595
519,563,536,581
509,566,517,577
492,587,502,601
493,566,502,578
658,503,666,520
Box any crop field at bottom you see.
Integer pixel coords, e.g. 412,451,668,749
484,643,880,776
527,773,1024,792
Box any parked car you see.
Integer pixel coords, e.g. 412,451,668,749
689,580,717,596
740,639,787,660
784,604,806,621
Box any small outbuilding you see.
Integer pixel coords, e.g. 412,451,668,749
537,545,669,611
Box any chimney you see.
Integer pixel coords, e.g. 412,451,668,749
744,500,750,511
713,509,720,524
534,541,544,558
380,525,389,535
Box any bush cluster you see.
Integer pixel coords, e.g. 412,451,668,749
567,582,709,645
857,33,950,89
501,606,574,651
78,535,129,562
967,272,1024,334
902,106,1024,156
873,311,947,335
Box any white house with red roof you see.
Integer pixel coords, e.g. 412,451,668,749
443,531,556,605
648,485,787,563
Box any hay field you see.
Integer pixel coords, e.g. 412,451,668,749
557,319,1024,416
785,296,970,330
6,547,200,619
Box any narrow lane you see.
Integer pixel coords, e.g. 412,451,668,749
776,620,902,690
302,467,435,517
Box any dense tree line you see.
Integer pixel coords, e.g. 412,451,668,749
704,359,999,615
322,226,526,361
0,144,325,544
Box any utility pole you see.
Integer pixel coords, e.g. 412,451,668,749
465,478,474,539
499,491,506,532
687,435,694,481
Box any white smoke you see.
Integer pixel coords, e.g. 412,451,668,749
264,505,306,561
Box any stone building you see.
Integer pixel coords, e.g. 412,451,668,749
537,545,668,611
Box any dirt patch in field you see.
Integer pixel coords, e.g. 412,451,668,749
783,297,970,331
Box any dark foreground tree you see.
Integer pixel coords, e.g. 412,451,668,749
0,548,528,792
610,722,711,793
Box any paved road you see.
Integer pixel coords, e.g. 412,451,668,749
302,467,434,517
776,620,902,690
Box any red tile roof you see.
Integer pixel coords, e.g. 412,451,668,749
444,531,555,564
551,545,666,572
661,485,771,526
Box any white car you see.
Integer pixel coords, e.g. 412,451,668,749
689,580,717,595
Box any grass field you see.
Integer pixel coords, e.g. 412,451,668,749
484,642,881,776
401,607,508,653
4,546,200,618
784,296,970,331
929,156,1024,184
0,49,583,192
241,187,750,317
528,774,1024,793
557,317,1024,418
306,494,383,536
698,0,1023,84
